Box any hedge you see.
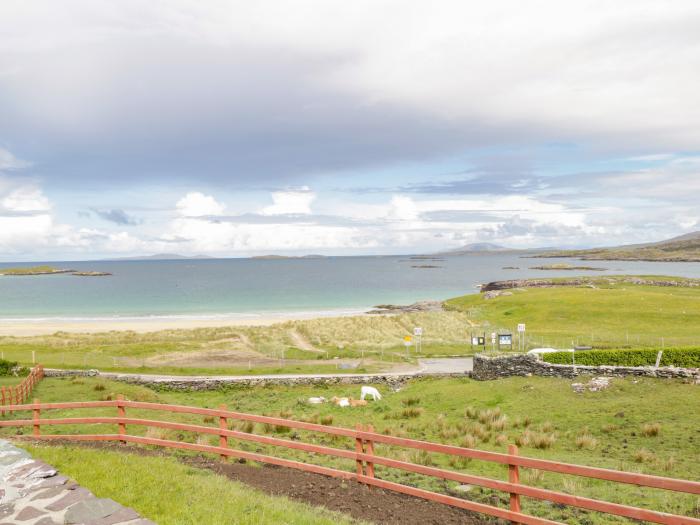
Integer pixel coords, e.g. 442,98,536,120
542,347,700,368
0,359,18,376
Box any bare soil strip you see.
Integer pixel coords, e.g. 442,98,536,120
22,440,485,525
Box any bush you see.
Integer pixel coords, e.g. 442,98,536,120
0,359,18,376
542,347,700,368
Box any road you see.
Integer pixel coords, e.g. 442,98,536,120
47,357,473,386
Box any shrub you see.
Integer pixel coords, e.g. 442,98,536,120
575,434,598,450
465,406,478,419
641,423,661,437
0,359,18,376
319,415,334,425
93,383,106,392
401,407,423,419
634,448,656,463
495,434,508,446
461,434,477,448
542,347,700,368
532,432,556,449
401,397,421,406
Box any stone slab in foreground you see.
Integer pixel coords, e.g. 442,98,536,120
0,439,154,525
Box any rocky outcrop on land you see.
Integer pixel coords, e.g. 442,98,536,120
367,300,444,314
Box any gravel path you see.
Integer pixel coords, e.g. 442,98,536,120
0,440,153,525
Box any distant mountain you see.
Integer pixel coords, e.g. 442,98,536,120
105,253,214,261
250,254,328,259
453,242,509,252
432,242,530,256
533,231,700,262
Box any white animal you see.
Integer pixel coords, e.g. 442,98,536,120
360,386,382,401
308,396,326,404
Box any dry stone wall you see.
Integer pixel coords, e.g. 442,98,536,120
472,353,699,381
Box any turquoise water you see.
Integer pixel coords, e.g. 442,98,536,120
0,255,699,320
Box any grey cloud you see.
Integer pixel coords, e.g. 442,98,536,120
202,213,377,228
92,208,142,226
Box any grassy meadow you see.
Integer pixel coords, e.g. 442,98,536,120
446,277,700,349
24,444,366,525
0,310,474,374
5,375,699,524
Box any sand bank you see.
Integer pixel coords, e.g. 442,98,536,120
0,310,368,336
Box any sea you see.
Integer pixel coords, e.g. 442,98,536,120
1,255,699,321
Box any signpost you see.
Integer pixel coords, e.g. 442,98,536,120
404,335,412,357
517,323,526,352
498,333,513,350
413,327,423,353
491,332,496,352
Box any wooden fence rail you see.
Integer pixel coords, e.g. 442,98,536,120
0,364,44,416
1,398,698,525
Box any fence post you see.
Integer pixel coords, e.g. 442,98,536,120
219,404,228,461
1,386,5,417
508,444,521,522
117,394,126,444
33,398,40,437
355,423,365,479
365,424,375,481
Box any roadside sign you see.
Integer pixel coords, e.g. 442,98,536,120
414,327,423,336
472,336,485,346
517,323,526,333
491,332,496,343
404,335,412,342
499,334,513,346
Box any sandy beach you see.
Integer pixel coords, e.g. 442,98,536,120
0,310,368,337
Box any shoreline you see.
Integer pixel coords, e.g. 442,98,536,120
0,309,370,336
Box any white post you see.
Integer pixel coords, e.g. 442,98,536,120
32,351,36,364
655,350,663,368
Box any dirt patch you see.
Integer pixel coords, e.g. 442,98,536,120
289,329,323,353
22,440,486,525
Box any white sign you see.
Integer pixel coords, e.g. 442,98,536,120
491,332,496,343
517,323,526,333
414,327,423,336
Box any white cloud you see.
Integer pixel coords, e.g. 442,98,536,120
176,192,226,217
261,188,315,215
1,186,50,212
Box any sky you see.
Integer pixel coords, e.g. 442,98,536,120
1,1,699,261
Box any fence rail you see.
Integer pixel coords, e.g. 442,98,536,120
1,398,698,525
0,364,44,415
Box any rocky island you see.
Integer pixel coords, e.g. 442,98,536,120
0,266,111,277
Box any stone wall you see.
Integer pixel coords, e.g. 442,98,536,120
472,353,699,381
43,368,468,390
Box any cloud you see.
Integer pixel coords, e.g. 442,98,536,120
1,2,699,190
261,188,316,215
176,192,226,217
91,208,142,226
0,148,30,171
1,186,50,213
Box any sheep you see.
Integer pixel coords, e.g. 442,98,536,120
360,386,382,401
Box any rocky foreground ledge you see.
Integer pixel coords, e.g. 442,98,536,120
0,440,152,525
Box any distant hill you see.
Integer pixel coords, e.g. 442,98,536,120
533,231,700,262
106,253,214,261
250,254,328,260
432,242,547,256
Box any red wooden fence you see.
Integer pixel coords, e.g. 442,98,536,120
0,364,44,416
1,398,698,525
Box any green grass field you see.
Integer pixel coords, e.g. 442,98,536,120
4,375,699,524
446,277,700,349
23,444,365,525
